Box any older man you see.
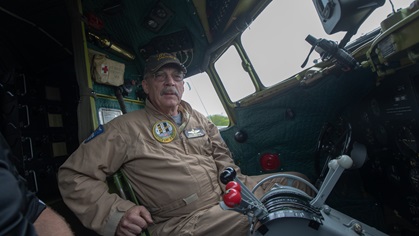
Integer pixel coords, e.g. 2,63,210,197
58,53,313,236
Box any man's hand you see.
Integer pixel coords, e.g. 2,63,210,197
116,205,153,236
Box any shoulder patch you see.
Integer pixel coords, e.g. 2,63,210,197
84,125,105,143
152,120,177,143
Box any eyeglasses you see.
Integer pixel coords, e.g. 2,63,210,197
153,71,185,82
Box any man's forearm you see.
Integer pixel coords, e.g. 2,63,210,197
34,207,74,236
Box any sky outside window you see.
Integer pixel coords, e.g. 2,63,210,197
183,0,413,117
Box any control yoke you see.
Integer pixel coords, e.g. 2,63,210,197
302,34,359,70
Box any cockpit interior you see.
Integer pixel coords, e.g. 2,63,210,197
1,0,419,235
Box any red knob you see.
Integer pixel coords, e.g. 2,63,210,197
225,181,241,193
223,188,241,207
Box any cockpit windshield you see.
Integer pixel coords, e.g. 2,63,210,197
183,0,413,117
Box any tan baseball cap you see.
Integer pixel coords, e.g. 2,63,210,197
144,53,187,74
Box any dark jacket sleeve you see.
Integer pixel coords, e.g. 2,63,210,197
0,133,46,236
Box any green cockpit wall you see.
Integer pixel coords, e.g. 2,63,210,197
72,0,274,140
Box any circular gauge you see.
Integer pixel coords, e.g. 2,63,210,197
396,126,418,158
365,127,375,145
370,99,380,117
361,112,370,123
387,165,401,185
409,169,419,193
410,158,418,168
373,124,388,145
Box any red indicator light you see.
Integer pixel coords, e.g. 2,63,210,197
260,153,280,171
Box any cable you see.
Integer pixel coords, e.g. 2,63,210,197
189,79,210,117
389,0,395,13
185,49,194,68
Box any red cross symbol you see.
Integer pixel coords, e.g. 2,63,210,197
101,64,109,74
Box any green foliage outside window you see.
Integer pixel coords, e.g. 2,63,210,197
208,114,229,127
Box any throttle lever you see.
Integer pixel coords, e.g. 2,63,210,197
219,167,268,219
220,167,236,184
310,155,353,208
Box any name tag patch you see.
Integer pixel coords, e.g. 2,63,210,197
184,128,205,139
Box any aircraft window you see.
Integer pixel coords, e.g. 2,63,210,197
240,1,340,87
183,73,229,128
240,0,412,87
215,46,255,102
184,0,413,125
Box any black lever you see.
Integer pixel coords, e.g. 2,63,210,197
220,167,236,184
302,34,359,70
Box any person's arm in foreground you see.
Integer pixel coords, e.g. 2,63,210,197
1,132,73,236
34,207,74,236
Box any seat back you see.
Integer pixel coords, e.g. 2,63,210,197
108,170,150,236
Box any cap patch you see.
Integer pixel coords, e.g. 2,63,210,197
155,53,178,62
145,52,187,74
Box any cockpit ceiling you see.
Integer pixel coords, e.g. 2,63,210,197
0,0,73,74
0,0,268,76
81,0,267,76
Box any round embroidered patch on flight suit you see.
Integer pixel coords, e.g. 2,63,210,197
152,120,177,143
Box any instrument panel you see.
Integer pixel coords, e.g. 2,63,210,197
346,64,419,228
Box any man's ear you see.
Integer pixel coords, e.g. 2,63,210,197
142,79,149,94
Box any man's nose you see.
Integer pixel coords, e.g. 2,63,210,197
164,74,176,85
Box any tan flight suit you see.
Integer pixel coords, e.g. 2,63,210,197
58,100,313,236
